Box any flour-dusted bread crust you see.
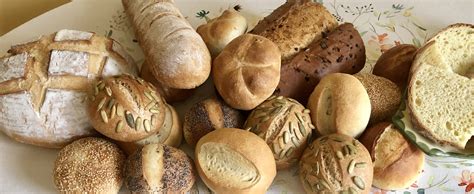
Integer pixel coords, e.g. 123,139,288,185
250,0,337,61
123,0,211,89
53,137,126,194
195,128,277,194
408,23,474,149
0,29,138,148
244,96,314,169
88,75,166,142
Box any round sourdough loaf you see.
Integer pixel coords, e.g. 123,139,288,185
117,104,183,155
354,74,401,124
195,128,277,194
124,143,196,193
213,34,281,110
359,122,424,190
87,75,166,142
0,29,138,148
299,134,373,194
373,44,417,89
197,8,247,57
244,95,314,169
307,73,371,138
53,137,125,194
183,97,244,146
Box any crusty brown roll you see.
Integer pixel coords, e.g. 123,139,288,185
276,23,366,104
244,95,314,169
307,73,371,138
117,104,182,155
183,97,244,146
123,0,211,89
53,137,125,194
373,44,417,89
140,61,195,103
87,75,166,142
197,8,247,57
124,143,196,193
299,134,373,194
354,74,401,124
213,34,281,110
359,122,424,190
195,128,276,194
250,0,337,61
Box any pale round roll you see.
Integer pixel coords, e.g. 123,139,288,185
244,95,314,169
299,134,373,194
124,143,196,193
307,73,371,137
53,137,125,194
213,34,281,110
195,128,277,194
359,122,424,190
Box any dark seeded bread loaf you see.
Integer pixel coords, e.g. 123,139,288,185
276,23,366,103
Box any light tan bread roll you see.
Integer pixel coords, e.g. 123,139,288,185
250,0,337,60
307,73,371,138
117,104,182,155
195,128,277,194
183,97,245,146
53,137,125,194
123,0,211,89
87,75,166,142
299,134,373,194
213,34,281,110
124,143,196,193
0,29,138,148
359,122,424,190
197,8,247,57
244,95,314,169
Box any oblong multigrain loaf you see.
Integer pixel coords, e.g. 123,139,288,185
123,0,211,89
250,0,337,60
0,29,138,148
213,34,281,110
195,128,277,194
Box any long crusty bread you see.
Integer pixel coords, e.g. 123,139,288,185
408,23,474,149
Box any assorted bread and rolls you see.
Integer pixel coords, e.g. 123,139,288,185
0,0,472,193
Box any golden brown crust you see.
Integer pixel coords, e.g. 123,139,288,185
299,134,373,194
213,34,281,110
244,96,314,169
87,75,166,142
53,137,125,194
373,44,417,89
195,128,277,194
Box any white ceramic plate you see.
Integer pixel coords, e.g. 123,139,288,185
0,0,473,193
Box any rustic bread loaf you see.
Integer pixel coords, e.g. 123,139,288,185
140,61,195,103
195,128,276,194
250,0,337,61
408,23,474,149
299,134,373,194
213,34,281,110
307,73,371,138
183,97,244,146
276,23,366,103
124,143,196,193
53,137,125,194
244,95,314,169
123,0,211,89
359,122,424,190
0,29,138,148
87,75,166,142
197,8,247,57
117,104,182,155
354,74,401,124
373,44,417,89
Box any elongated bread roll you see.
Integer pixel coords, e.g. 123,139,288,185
123,0,211,89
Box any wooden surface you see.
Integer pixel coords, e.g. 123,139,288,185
0,0,71,36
